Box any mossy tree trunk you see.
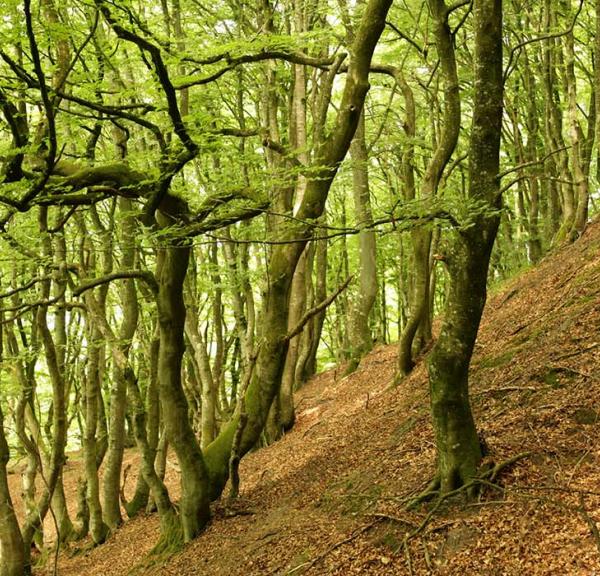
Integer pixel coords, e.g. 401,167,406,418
347,112,377,373
49,224,75,542
204,0,393,499
0,333,25,576
297,236,328,383
266,245,308,441
103,198,138,530
427,0,503,493
19,208,70,569
156,208,210,541
564,0,592,241
397,0,460,380
83,318,109,545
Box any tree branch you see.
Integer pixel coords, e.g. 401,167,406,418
96,0,197,155
503,0,584,82
73,271,158,297
285,276,353,341
178,50,335,89
385,21,426,56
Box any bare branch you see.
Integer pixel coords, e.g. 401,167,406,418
285,276,353,341
73,271,158,297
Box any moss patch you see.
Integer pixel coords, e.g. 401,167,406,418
478,349,516,369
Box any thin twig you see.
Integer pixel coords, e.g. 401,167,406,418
282,519,382,575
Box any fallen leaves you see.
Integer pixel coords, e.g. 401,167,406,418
18,219,600,575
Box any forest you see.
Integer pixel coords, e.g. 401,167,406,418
0,0,598,574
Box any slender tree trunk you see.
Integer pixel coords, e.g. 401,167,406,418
126,361,177,536
20,208,69,566
267,245,309,441
50,226,75,542
300,235,328,381
203,0,393,500
397,0,460,380
185,315,217,449
563,0,590,240
156,223,210,541
103,198,138,530
347,112,377,372
0,326,25,576
84,320,109,545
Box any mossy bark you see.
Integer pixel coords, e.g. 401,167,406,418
20,209,70,565
0,403,25,576
397,0,459,380
347,113,377,373
427,0,503,493
84,321,109,545
103,198,138,530
156,236,210,541
204,0,393,500
427,240,490,491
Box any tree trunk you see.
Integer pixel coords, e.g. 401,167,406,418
203,0,393,500
0,395,25,576
397,0,460,380
427,0,503,493
267,244,309,441
347,112,377,372
299,235,328,382
103,198,138,530
156,230,210,541
84,321,109,545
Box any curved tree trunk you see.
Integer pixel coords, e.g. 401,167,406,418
156,229,210,541
427,0,503,493
204,0,393,500
20,209,70,569
347,112,377,373
297,235,328,383
0,395,25,576
84,320,109,545
103,198,138,530
397,0,460,380
124,334,160,518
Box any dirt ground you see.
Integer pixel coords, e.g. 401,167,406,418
9,219,599,575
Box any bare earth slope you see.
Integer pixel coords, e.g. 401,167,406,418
36,220,600,575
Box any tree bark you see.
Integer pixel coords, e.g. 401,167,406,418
204,0,393,500
84,320,109,545
156,215,210,540
103,198,138,530
427,0,503,493
0,327,25,576
347,112,377,373
397,0,460,380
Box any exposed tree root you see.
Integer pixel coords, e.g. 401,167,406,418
125,513,185,576
577,494,600,555
406,475,440,510
279,518,382,575
404,452,531,535
149,511,184,558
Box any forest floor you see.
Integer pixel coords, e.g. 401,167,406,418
14,218,600,575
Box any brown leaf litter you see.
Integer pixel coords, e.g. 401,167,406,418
12,219,600,575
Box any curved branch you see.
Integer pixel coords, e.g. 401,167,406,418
73,271,158,297
96,0,197,155
285,276,353,341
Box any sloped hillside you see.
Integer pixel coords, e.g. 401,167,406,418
39,220,600,575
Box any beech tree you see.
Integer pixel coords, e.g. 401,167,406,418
424,0,504,494
0,0,598,573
